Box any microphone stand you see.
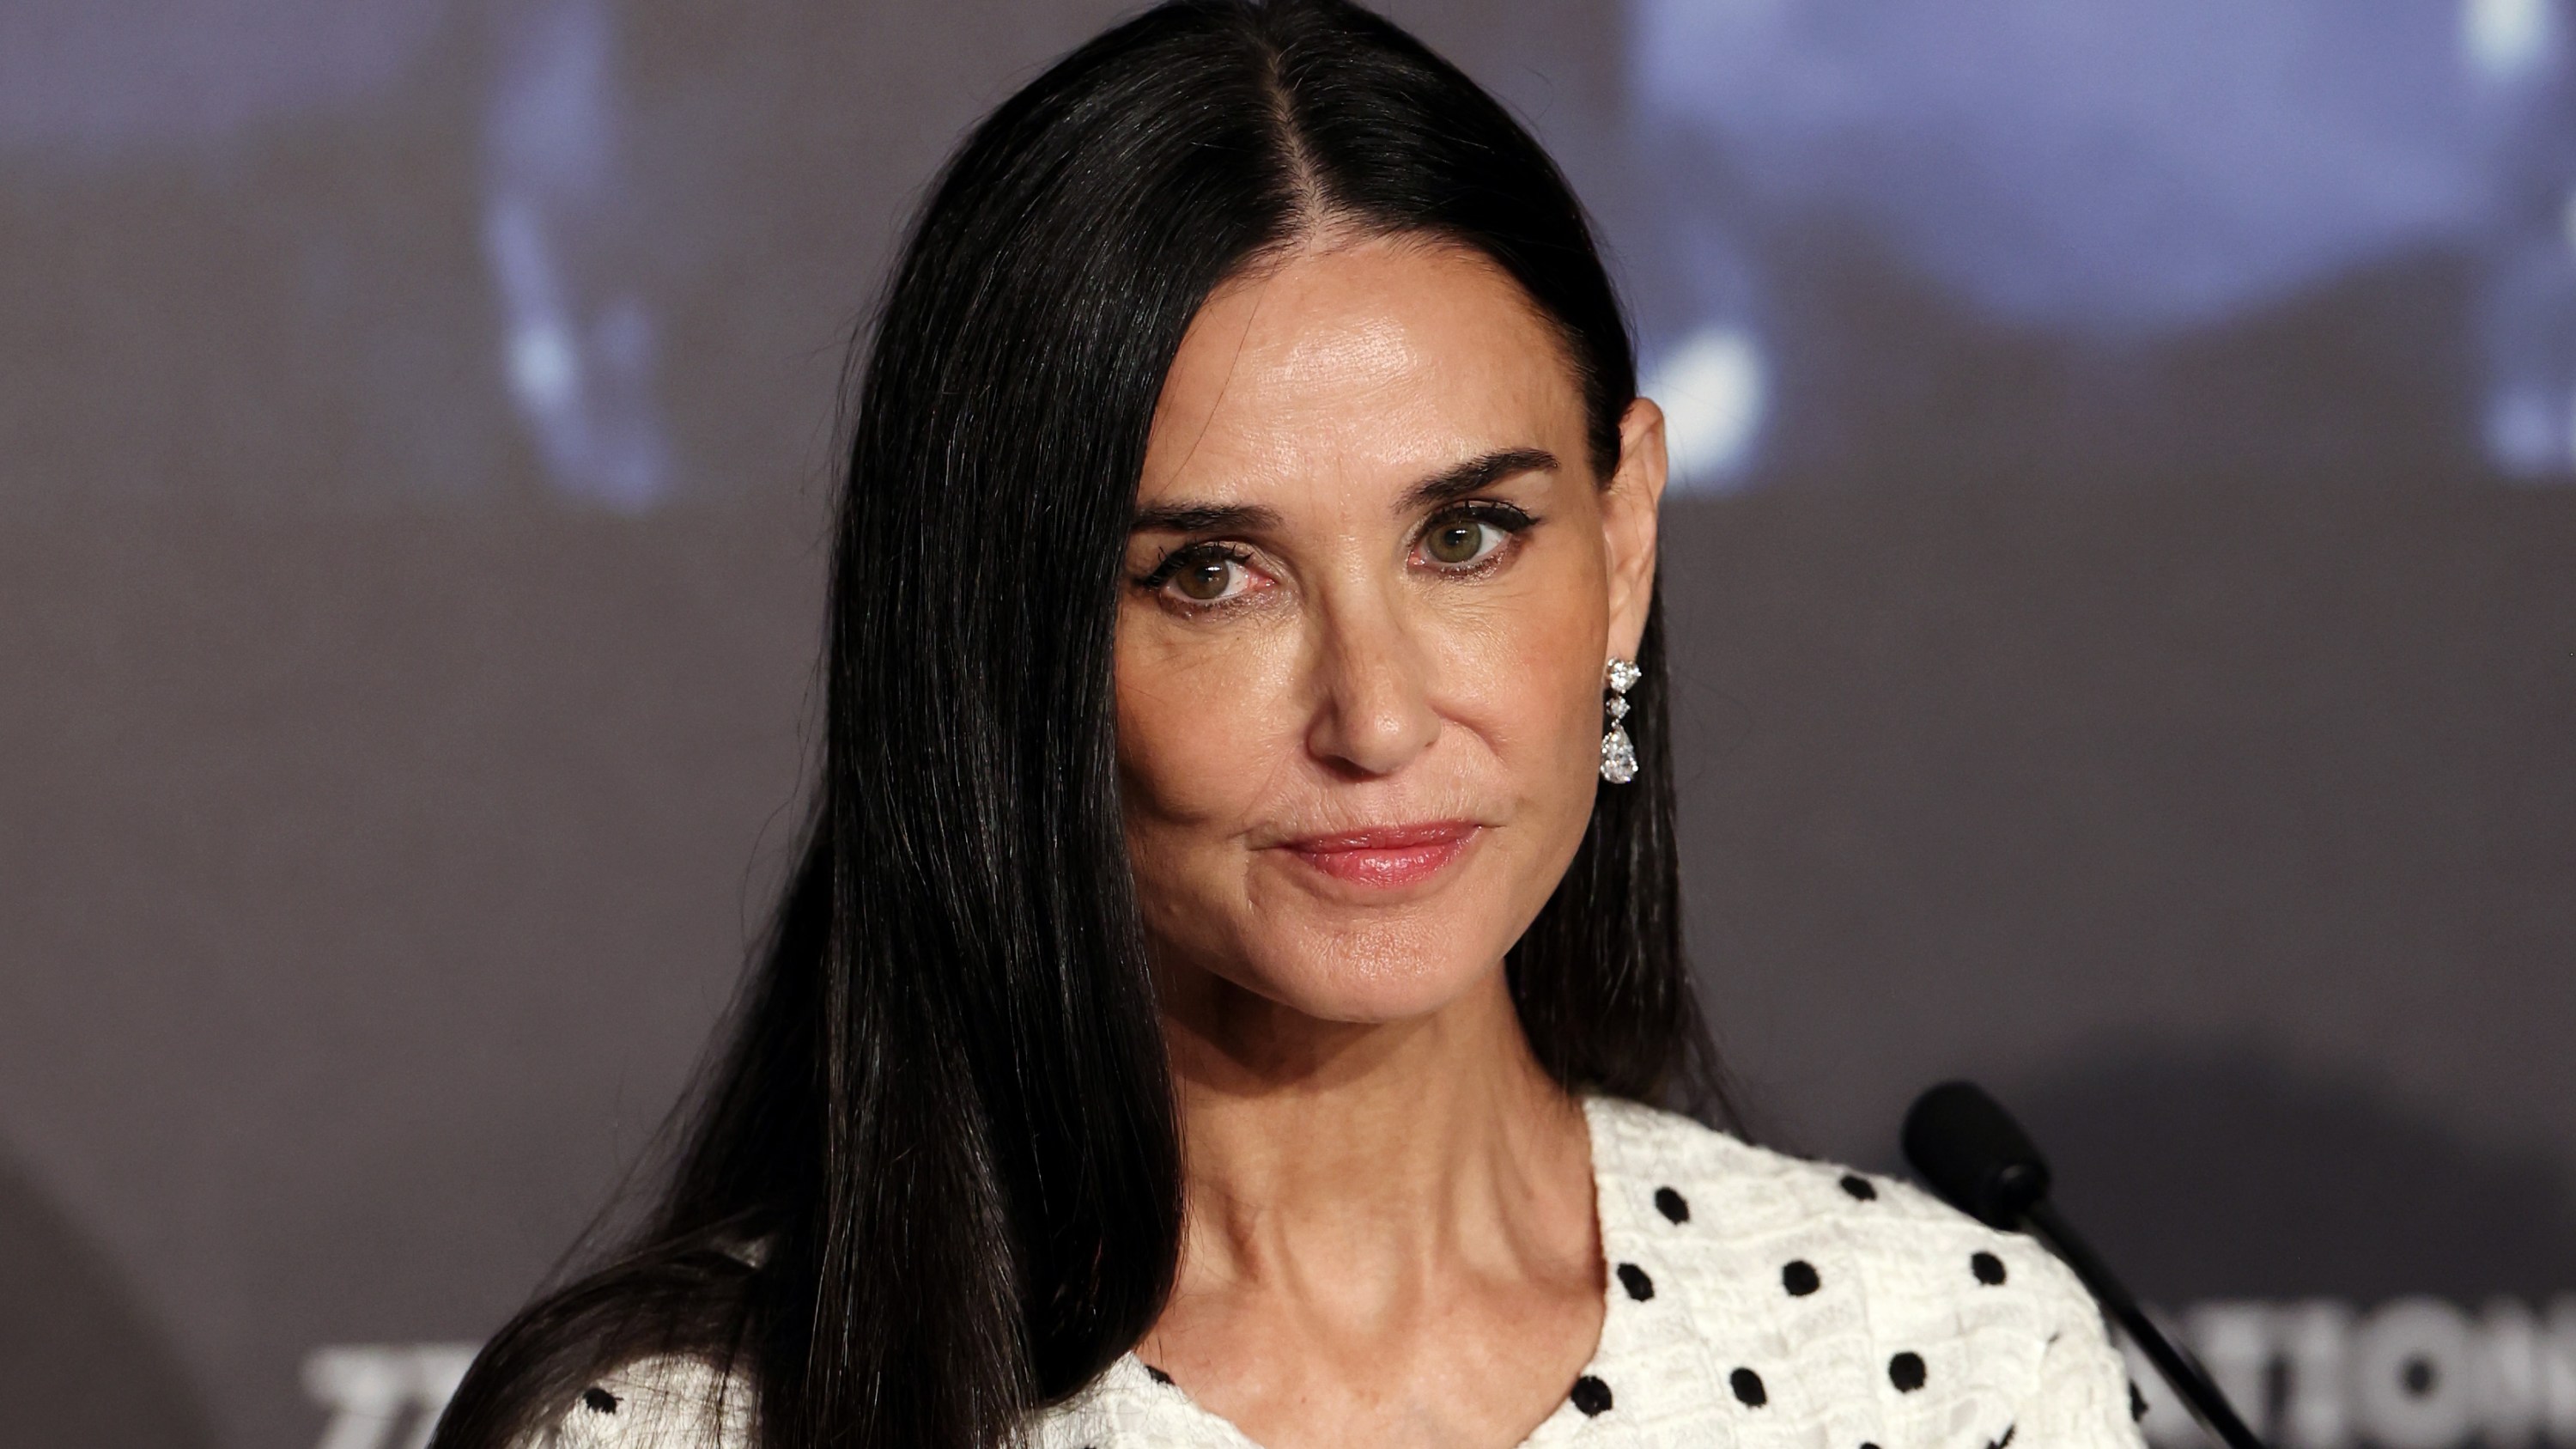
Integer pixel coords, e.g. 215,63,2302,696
2020,1200,2267,1449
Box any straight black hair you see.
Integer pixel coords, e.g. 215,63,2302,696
432,3,1723,1446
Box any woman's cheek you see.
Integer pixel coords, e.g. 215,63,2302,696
1440,580,1603,776
1115,612,1297,826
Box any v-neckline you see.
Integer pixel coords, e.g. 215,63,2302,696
1115,1094,1643,1449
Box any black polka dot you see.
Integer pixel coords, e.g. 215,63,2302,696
581,1388,618,1415
1862,1443,1882,1449
1730,1367,1767,1407
1840,1173,1878,1201
2403,1357,2438,1397
1145,1365,1174,1385
1616,1263,1656,1301
1782,1259,1820,1296
1889,1352,1927,1392
1971,1251,2007,1285
2129,1382,2148,1421
1654,1186,1690,1223
1571,1375,1614,1416
1987,1426,2018,1449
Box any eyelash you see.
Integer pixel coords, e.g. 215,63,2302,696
1130,500,1540,608
1415,500,1537,571
1133,540,1257,594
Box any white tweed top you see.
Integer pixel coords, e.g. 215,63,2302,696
544,1095,2148,1449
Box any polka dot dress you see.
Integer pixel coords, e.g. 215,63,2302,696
548,1098,2147,1449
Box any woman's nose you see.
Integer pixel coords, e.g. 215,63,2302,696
1302,589,1442,778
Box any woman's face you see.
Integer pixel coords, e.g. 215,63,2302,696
1115,234,1666,1027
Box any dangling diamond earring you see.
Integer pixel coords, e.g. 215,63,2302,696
1601,657,1640,783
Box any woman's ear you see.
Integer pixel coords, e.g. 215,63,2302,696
1602,397,1668,661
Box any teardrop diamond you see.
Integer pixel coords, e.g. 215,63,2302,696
1600,725,1637,783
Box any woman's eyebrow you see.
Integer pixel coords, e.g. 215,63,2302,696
1128,447,1558,535
1394,447,1558,514
1129,501,1282,534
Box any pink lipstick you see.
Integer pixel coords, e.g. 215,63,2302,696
1281,821,1480,890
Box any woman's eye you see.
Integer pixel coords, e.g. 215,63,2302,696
1422,517,1504,568
1167,551,1249,603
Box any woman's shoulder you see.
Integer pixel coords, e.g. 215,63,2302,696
519,1355,752,1449
1582,1094,2145,1445
1581,1092,2126,1351
526,1353,1178,1449
1584,1092,2081,1282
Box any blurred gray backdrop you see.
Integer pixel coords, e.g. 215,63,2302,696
2,2,2570,1447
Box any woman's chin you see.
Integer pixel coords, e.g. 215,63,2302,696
1208,923,1510,1028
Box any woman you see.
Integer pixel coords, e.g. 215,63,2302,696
435,3,2147,1447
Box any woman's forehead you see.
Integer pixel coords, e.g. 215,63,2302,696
1142,237,1586,505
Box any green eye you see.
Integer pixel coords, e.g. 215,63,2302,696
1424,518,1497,566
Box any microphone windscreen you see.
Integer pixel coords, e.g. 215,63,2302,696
1901,1081,2053,1228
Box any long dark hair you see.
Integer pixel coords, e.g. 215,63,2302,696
433,3,1721,1446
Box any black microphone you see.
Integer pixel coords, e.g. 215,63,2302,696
1902,1081,2267,1449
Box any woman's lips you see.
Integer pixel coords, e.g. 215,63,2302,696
1279,821,1481,890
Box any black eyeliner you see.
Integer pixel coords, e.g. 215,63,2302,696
1416,498,1540,543
1133,540,1251,590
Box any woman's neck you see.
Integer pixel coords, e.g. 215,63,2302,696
1152,965,1598,1333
